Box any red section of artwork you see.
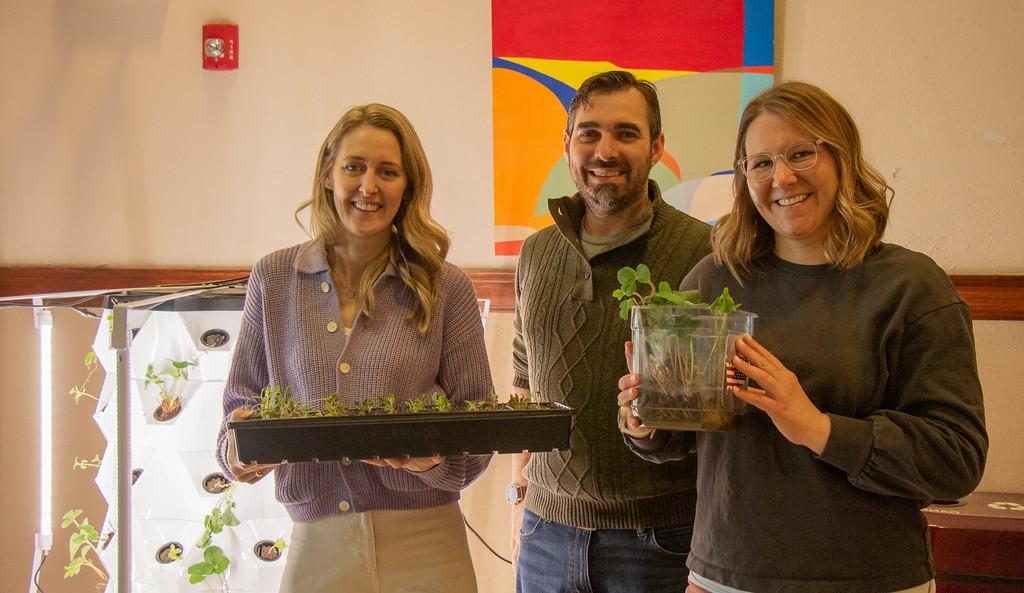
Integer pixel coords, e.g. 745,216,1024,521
492,0,744,71
495,240,526,256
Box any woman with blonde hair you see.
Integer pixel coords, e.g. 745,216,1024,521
217,103,492,593
618,82,987,593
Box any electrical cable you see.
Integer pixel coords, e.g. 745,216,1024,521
70,306,102,319
0,275,251,310
0,293,107,309
463,514,512,565
32,549,47,592
148,276,250,290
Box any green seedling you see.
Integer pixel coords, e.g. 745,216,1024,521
322,394,348,417
145,358,197,421
615,264,749,430
68,351,100,404
613,264,700,320
709,286,741,316
251,387,545,418
432,392,453,413
357,397,376,416
188,482,241,589
506,393,533,410
462,392,502,411
254,385,312,419
404,394,429,414
72,454,101,471
272,538,287,554
254,537,288,561
61,509,109,586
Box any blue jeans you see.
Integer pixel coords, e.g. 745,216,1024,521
516,508,691,593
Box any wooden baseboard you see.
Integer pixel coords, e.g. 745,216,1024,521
1,267,1021,319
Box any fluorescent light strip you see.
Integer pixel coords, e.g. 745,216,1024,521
35,305,53,542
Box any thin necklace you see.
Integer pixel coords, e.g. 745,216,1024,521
326,248,359,300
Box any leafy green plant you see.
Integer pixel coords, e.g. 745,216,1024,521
709,287,740,316
255,385,316,419
613,264,700,320
60,509,109,586
432,392,453,413
357,397,376,416
380,393,398,415
506,393,533,410
248,388,549,418
68,351,100,404
187,483,240,589
322,394,348,417
404,394,429,413
463,399,485,412
615,264,749,431
145,358,198,420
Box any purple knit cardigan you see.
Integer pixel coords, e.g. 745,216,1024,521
216,241,494,522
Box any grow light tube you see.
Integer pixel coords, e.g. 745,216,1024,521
29,301,53,593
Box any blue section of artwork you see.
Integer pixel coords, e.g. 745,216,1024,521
492,57,577,111
738,73,774,123
742,0,774,66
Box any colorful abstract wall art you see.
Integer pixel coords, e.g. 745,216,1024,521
492,0,774,255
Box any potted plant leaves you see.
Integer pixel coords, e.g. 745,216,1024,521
144,358,197,421
228,389,572,464
60,509,110,589
183,482,240,590
614,264,757,431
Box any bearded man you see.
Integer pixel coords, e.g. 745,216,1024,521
508,70,713,593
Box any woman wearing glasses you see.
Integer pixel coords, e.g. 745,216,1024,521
618,81,987,593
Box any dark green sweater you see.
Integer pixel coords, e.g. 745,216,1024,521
512,182,712,529
631,245,988,592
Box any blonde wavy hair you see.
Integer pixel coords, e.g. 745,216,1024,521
295,103,450,333
713,81,893,281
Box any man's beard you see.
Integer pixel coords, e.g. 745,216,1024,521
572,157,652,217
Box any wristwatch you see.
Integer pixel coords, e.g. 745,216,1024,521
505,482,527,505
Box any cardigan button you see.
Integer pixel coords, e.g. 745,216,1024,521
339,362,351,374
320,282,331,293
338,500,351,512
327,321,338,333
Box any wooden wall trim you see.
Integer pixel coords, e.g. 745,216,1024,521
1,267,1021,320
949,275,1024,321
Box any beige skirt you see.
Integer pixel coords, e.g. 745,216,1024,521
278,501,478,593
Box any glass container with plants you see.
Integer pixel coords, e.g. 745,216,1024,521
615,264,756,431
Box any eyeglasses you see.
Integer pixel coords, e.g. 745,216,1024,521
736,139,825,183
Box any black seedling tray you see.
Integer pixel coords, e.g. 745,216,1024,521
228,403,572,463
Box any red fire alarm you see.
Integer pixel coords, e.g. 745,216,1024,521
202,22,238,70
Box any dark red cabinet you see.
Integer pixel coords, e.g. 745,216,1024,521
925,492,1024,593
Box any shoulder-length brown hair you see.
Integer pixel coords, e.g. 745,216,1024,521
713,81,892,281
295,103,450,333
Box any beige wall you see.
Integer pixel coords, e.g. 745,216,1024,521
776,0,1024,273
2,1,1023,592
1,1,1022,271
